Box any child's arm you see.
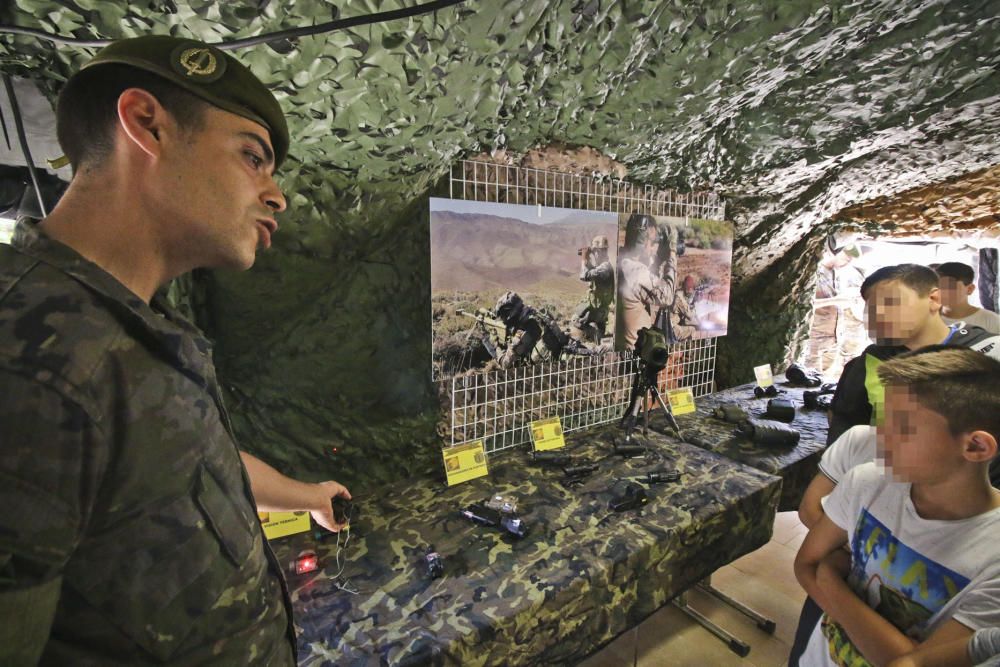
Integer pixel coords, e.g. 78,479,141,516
885,621,978,667
794,514,918,665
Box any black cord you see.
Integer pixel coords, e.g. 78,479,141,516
2,74,46,217
0,0,467,50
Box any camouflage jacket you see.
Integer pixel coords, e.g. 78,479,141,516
580,259,614,312
0,221,295,665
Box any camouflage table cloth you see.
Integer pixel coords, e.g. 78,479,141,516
647,377,830,512
272,424,781,666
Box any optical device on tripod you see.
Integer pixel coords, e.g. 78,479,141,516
620,327,683,443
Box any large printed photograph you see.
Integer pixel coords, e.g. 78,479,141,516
430,198,619,380
615,213,734,351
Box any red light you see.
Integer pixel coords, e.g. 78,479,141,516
296,555,318,574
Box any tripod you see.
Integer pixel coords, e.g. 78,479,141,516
620,356,683,443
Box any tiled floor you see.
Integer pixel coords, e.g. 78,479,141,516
579,511,809,667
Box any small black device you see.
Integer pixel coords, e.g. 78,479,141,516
753,384,779,398
530,451,572,466
609,481,648,512
614,443,647,458
425,547,444,579
460,502,529,539
563,462,599,482
332,497,356,525
765,397,796,423
632,469,681,485
784,363,823,387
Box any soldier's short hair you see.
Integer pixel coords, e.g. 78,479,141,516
860,263,939,300
877,346,1000,439
56,64,208,173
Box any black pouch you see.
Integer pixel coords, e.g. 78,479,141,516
765,397,796,423
735,418,801,447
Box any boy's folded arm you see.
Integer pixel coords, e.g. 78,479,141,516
795,514,916,666
816,559,918,666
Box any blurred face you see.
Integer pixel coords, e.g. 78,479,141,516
938,276,974,311
878,385,962,483
157,107,286,271
864,279,939,345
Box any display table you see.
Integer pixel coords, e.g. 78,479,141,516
274,424,781,666
648,377,830,512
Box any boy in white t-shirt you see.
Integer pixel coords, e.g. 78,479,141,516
794,348,1000,667
937,262,1000,335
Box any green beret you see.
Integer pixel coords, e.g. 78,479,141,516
80,35,289,168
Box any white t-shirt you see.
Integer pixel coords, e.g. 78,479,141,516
818,425,878,484
801,463,1000,667
944,310,1000,336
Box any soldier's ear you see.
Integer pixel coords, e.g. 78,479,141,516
116,88,170,161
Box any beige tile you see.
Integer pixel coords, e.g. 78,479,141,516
771,510,804,545
728,541,804,604
784,527,808,551
636,602,752,667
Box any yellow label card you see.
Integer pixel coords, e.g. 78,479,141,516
530,416,566,451
754,364,774,388
443,440,489,486
666,387,696,416
258,511,311,540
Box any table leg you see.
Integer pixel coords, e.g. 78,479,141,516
696,576,777,634
672,591,752,658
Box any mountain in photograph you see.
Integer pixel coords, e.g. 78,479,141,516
430,210,617,295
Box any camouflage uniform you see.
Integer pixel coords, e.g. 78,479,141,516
667,291,700,342
573,245,615,341
0,221,295,665
618,249,677,349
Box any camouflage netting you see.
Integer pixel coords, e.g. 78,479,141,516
3,1,1000,490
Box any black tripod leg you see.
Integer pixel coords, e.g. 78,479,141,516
649,384,683,439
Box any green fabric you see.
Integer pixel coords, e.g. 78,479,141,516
0,575,61,665
865,352,887,427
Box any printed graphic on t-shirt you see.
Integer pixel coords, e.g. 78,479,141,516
820,508,970,666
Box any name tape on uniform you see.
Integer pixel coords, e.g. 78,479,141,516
443,440,489,486
666,387,696,416
754,364,774,388
530,416,566,451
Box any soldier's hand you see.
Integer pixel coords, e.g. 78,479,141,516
309,481,352,533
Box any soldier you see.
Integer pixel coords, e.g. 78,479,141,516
571,234,615,342
494,291,570,368
666,274,703,342
0,36,349,664
618,220,679,349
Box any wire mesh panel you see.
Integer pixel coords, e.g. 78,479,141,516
449,337,717,454
443,159,724,455
449,160,726,221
